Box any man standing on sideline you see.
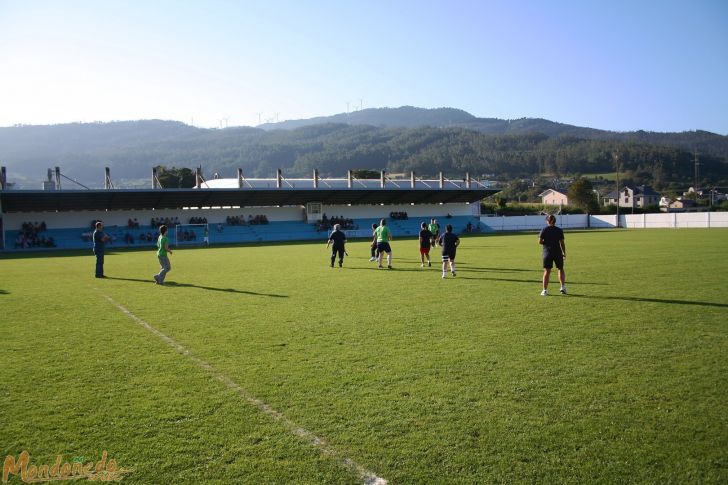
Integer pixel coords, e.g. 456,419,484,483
154,225,173,285
375,219,393,269
538,214,566,296
438,224,460,278
418,221,433,268
92,221,110,278
326,223,347,268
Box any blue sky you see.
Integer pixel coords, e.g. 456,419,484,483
0,0,726,133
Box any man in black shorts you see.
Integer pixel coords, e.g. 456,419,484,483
438,224,459,278
326,223,347,268
538,214,566,295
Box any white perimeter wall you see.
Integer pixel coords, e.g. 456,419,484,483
480,212,728,231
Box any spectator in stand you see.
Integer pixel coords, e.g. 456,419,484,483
92,221,110,278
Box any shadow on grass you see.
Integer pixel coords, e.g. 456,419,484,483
460,266,539,273
0,289,9,295
567,293,728,309
104,276,287,298
457,275,606,285
345,266,426,273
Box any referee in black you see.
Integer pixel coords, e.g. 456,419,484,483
326,223,347,268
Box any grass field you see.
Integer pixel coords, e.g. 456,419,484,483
1,229,727,484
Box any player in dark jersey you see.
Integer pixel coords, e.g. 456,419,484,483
437,224,460,278
326,224,347,268
418,222,433,268
538,214,566,295
368,223,379,262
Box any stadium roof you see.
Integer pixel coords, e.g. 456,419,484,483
0,186,498,213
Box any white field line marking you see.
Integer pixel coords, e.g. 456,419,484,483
101,293,387,485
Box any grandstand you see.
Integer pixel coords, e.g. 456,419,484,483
0,167,498,251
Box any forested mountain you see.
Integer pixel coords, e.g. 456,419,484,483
1,109,727,190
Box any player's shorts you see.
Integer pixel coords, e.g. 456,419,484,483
441,251,456,262
543,253,564,270
420,246,430,255
377,242,392,253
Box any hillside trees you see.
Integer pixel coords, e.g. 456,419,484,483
567,177,600,213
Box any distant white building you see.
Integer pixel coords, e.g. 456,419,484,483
539,189,568,206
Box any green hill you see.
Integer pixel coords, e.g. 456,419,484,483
1,109,727,190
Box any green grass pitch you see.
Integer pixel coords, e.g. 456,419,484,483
1,229,727,483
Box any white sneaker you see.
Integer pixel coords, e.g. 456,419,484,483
540,289,548,296
369,257,376,262
442,273,446,279
420,263,424,268
560,286,567,295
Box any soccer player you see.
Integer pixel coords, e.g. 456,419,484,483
429,218,440,247
538,214,566,296
368,223,379,262
326,223,347,268
154,225,173,285
375,219,393,269
203,225,209,246
418,221,433,267
92,221,110,278
438,224,460,278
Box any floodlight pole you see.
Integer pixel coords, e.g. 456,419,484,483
614,153,620,228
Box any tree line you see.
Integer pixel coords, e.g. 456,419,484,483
2,120,727,190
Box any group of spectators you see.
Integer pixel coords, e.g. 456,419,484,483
189,217,207,224
127,218,140,229
226,215,247,225
315,214,357,232
225,214,269,225
390,211,408,220
15,221,55,248
178,230,198,242
151,217,180,228
123,231,157,244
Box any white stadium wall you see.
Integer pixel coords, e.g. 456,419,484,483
480,213,728,231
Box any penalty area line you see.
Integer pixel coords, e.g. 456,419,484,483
99,292,387,485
